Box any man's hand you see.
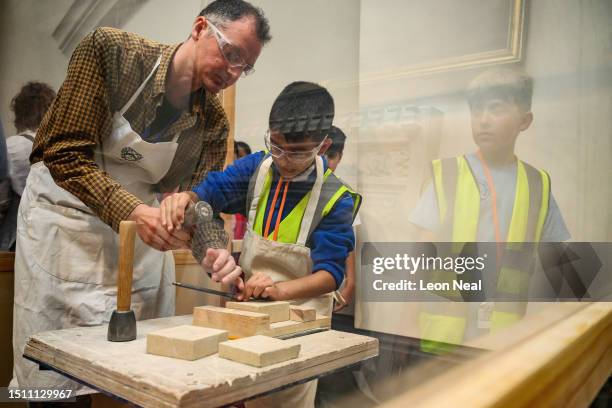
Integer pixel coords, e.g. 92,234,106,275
160,191,197,232
241,272,288,301
128,204,191,251
202,248,243,284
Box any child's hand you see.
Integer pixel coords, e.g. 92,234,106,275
202,248,243,285
243,272,287,301
333,281,355,312
160,192,193,232
232,276,246,300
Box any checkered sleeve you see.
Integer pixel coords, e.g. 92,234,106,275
36,28,143,231
190,216,229,263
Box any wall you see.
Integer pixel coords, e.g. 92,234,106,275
522,0,612,242
0,0,73,136
234,0,361,187
121,0,203,43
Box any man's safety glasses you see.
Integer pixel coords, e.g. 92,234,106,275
208,21,255,76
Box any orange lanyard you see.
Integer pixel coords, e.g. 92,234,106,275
263,178,290,241
476,150,508,265
476,150,503,244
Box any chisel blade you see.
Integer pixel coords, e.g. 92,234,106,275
172,281,267,302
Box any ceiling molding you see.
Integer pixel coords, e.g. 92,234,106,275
53,0,148,56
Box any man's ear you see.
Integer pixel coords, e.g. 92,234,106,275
318,137,333,155
520,111,534,131
191,16,207,41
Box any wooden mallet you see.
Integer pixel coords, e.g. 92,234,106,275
107,220,137,342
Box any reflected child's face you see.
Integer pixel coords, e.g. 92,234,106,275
470,98,533,156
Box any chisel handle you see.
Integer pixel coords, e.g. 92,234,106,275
117,220,137,312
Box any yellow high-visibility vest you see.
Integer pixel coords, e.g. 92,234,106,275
248,159,361,244
420,155,550,354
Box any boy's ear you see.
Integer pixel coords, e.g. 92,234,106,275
318,137,333,155
519,111,534,131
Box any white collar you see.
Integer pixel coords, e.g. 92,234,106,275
283,162,316,182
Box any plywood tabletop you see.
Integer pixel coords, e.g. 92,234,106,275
24,314,378,408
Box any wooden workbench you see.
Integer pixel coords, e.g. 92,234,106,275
23,315,378,408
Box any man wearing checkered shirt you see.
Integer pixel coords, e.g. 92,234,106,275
11,0,271,395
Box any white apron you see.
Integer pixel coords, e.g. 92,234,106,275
11,55,177,392
240,156,333,408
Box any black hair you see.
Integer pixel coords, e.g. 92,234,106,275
325,126,346,158
268,81,334,143
234,140,252,158
11,81,56,133
199,0,271,44
467,67,533,112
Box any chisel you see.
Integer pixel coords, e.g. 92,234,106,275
172,281,268,301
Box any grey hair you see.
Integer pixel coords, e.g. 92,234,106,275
199,0,271,45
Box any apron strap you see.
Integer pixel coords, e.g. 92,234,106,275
17,131,36,143
296,156,324,246
306,172,345,241
247,156,274,227
119,54,163,116
246,155,268,221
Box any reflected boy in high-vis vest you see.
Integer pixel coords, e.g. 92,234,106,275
409,68,571,354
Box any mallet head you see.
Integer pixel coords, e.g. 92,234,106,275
107,310,136,342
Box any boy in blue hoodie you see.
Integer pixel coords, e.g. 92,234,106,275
160,81,361,407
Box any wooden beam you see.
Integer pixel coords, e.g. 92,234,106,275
226,301,290,323
173,250,224,313
147,325,228,361
219,84,236,169
193,306,270,338
218,335,300,367
0,251,15,386
379,302,612,408
0,252,15,273
231,239,243,254
172,250,197,266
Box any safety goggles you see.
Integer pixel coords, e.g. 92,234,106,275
264,130,328,163
208,21,255,76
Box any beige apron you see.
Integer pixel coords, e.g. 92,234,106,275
241,156,332,408
11,55,177,392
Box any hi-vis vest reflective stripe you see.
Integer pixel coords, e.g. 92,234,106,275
246,156,361,244
420,156,550,354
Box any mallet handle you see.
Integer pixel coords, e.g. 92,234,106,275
117,220,137,312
